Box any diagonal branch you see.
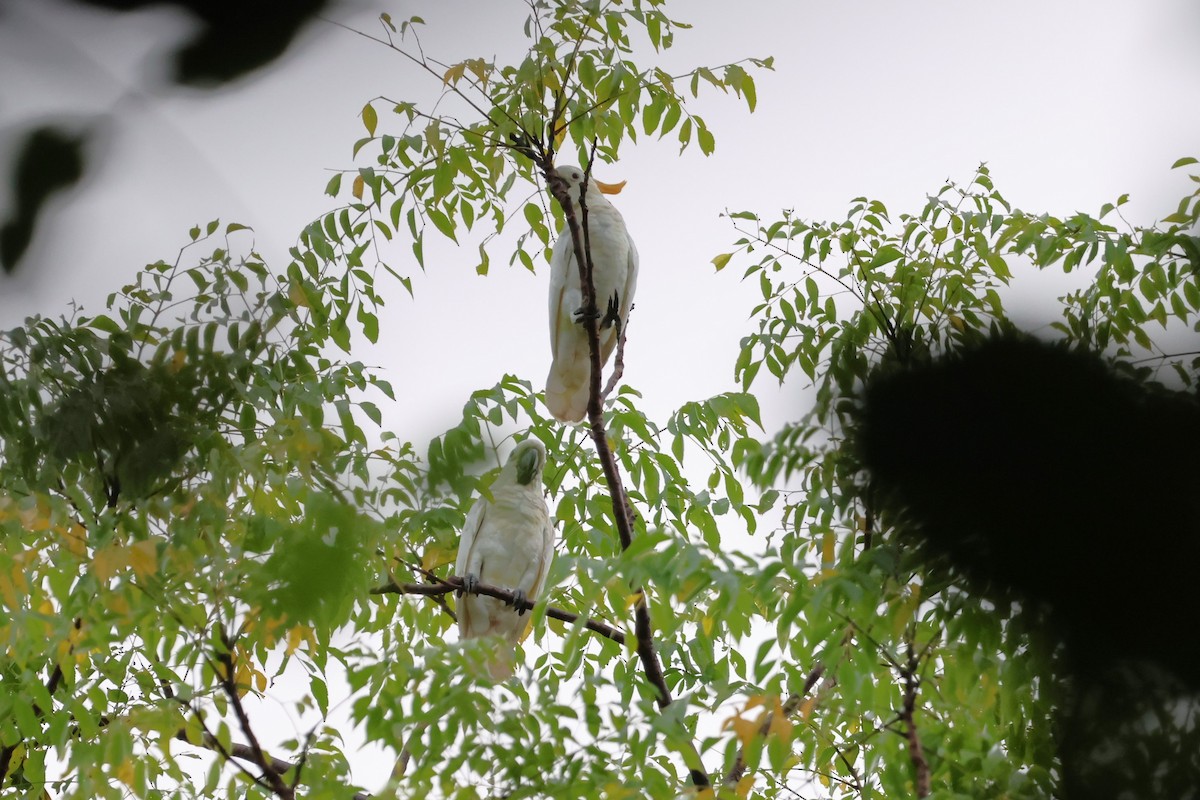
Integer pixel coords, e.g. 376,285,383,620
723,661,829,787
601,308,631,401
217,628,294,799
542,156,711,790
172,729,372,800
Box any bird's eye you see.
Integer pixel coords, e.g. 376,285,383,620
572,172,580,180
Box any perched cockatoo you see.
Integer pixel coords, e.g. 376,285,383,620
545,164,639,423
455,438,556,679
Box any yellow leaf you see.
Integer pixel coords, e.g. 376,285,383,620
729,714,758,747
701,615,714,636
286,626,303,655
421,543,454,571
361,103,378,136
169,349,187,373
93,544,128,583
0,572,18,611
768,710,793,741
818,530,836,581
288,282,310,309
442,62,466,85
949,314,966,332
0,554,32,610
115,758,135,788
466,58,490,86
735,775,755,798
800,696,816,720
18,498,52,531
711,252,733,271
233,648,253,697
106,593,131,618
129,540,158,580
2,743,23,779
352,174,365,201
603,781,638,799
58,523,87,558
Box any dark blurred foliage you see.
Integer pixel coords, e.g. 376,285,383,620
73,0,333,87
0,127,86,274
852,333,1200,799
0,0,335,275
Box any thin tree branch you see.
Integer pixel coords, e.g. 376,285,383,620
899,640,931,797
172,729,373,800
217,628,294,799
543,154,710,789
372,576,627,646
724,661,828,787
601,307,631,401
0,617,82,786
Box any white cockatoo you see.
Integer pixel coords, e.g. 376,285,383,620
545,164,639,423
455,438,556,680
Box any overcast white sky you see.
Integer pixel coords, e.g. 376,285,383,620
3,0,1199,444
4,0,1200,440
1,0,1198,790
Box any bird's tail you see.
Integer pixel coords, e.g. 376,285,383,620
545,358,589,423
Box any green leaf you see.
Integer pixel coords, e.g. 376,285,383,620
362,103,378,136
325,173,342,198
426,207,458,242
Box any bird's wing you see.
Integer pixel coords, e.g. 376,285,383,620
599,229,639,365
455,496,487,578
455,497,488,639
546,230,589,422
621,233,639,323
530,515,556,601
547,233,574,360
518,514,557,645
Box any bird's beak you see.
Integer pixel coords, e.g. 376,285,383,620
594,179,626,195
516,446,541,485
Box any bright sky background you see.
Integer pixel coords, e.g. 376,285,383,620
2,0,1198,792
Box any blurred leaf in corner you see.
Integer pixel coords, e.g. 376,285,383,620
0,126,87,275
71,0,336,87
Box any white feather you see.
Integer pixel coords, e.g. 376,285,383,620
545,165,639,423
455,439,556,679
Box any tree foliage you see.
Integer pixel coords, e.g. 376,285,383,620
2,2,1198,799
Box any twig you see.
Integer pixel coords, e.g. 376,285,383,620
601,307,631,401
899,641,931,797
217,628,294,799
172,729,372,800
372,576,626,646
0,617,82,786
724,662,828,786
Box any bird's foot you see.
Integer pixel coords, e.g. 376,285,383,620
509,589,529,615
461,573,479,595
572,304,601,324
600,292,621,330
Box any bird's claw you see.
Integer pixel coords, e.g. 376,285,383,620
509,589,529,615
461,573,479,595
600,292,621,330
572,305,601,323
